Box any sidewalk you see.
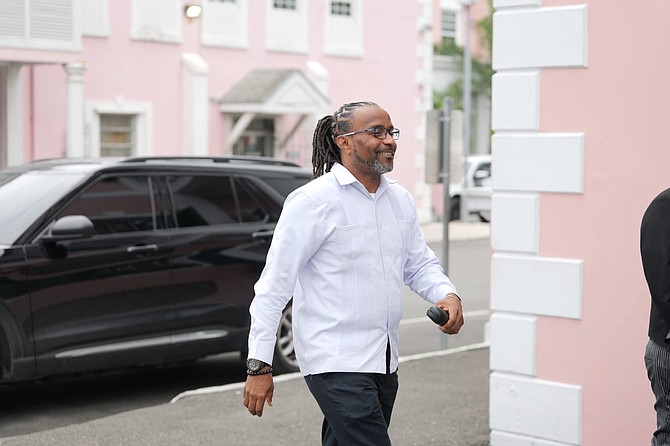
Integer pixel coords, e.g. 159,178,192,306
422,220,490,243
0,347,490,446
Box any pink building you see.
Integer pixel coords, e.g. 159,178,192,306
0,0,441,220
490,0,659,444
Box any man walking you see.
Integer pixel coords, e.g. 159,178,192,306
243,101,463,445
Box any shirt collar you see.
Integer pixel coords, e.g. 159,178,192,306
331,163,397,193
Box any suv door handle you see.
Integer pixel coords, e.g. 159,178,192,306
126,244,159,255
251,230,274,239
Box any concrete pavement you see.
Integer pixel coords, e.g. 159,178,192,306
0,346,490,446
423,220,490,243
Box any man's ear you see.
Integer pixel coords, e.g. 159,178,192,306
335,135,352,156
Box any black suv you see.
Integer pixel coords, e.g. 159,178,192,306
0,156,311,383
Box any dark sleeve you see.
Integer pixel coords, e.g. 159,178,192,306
641,188,670,324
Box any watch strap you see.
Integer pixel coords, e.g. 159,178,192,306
247,366,273,376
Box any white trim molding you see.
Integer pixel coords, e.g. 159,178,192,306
85,98,153,157
492,133,585,194
491,193,540,254
491,372,582,444
491,253,583,319
490,312,537,376
491,71,540,131
493,5,588,70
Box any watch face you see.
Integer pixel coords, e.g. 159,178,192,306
246,358,263,372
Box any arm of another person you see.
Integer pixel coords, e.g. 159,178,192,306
243,191,324,417
641,189,670,324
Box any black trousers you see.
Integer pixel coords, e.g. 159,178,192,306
646,339,670,446
304,370,399,446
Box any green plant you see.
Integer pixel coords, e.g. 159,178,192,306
433,0,494,110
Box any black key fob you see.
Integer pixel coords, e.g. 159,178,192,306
427,306,450,325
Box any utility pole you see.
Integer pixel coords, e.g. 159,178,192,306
441,97,453,275
458,0,478,220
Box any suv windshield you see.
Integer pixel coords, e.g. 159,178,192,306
0,171,87,245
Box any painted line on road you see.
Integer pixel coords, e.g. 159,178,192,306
399,309,489,326
170,342,490,404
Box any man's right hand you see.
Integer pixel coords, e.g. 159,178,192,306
243,374,274,417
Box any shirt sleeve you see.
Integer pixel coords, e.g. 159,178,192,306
402,201,459,304
247,190,325,365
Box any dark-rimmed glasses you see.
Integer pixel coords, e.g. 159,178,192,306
340,126,400,141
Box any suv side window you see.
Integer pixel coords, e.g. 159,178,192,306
167,175,269,227
55,175,159,234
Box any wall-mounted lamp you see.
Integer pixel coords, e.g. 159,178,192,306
184,4,202,19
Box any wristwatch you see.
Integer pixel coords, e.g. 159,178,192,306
246,358,272,375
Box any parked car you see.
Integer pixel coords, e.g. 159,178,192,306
0,156,312,383
449,154,492,222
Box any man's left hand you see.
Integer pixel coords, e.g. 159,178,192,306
435,293,464,335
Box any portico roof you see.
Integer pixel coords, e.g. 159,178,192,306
217,68,329,115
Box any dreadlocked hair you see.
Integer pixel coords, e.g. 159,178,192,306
311,101,378,178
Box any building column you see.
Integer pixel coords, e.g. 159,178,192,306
4,64,24,167
182,53,209,156
64,61,87,158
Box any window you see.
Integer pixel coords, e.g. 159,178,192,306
233,118,274,158
81,0,109,37
202,0,248,48
0,0,81,51
56,176,158,235
168,175,268,227
100,114,134,157
86,99,152,157
266,0,307,53
130,0,182,43
324,0,361,57
331,1,351,16
441,9,457,42
273,0,296,10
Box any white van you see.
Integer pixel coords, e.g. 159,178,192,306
449,154,492,221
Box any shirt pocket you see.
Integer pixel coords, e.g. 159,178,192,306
335,223,366,261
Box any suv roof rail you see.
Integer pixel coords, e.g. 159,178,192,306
122,156,301,167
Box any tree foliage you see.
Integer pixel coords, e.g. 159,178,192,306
433,0,494,110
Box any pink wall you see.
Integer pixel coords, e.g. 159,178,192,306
536,0,668,443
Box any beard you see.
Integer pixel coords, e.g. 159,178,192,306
352,148,393,174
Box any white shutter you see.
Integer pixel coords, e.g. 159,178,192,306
30,0,72,41
0,0,80,51
0,0,26,39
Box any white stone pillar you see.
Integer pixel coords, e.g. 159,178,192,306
5,63,24,167
64,61,87,158
182,53,209,156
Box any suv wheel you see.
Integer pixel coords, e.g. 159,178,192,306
273,302,299,374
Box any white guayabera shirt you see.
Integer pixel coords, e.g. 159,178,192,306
248,163,458,376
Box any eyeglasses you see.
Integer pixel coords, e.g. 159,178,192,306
340,126,401,141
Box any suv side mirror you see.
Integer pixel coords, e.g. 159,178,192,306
473,169,490,180
41,215,95,243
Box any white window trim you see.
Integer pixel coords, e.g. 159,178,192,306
323,0,363,57
81,0,109,38
265,0,308,54
201,0,249,48
441,0,464,46
130,0,183,44
85,99,153,157
0,0,82,52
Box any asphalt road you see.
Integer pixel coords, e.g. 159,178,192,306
0,231,491,445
